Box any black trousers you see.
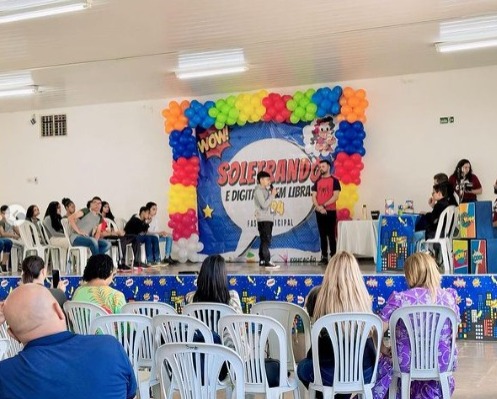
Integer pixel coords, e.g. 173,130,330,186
257,221,273,263
315,210,337,258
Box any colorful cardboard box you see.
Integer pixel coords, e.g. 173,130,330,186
470,239,487,274
486,238,497,273
458,201,493,239
453,239,469,274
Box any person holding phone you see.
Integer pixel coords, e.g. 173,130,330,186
21,255,68,308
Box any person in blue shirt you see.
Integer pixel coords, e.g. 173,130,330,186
0,283,137,399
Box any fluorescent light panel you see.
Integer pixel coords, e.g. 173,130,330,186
437,15,497,53
0,0,90,24
0,86,38,98
176,48,248,79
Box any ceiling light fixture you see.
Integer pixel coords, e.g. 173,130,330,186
0,0,91,24
175,48,248,79
0,85,39,98
436,15,497,53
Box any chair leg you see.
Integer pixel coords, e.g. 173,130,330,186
440,375,451,399
309,387,316,399
400,374,410,399
138,380,149,399
388,375,398,399
362,388,373,399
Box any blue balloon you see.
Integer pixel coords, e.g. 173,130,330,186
345,145,355,154
352,121,364,130
323,87,333,98
184,108,194,118
335,130,344,139
333,86,343,97
321,99,331,111
339,121,349,130
358,148,366,156
183,127,193,135
312,92,323,104
204,100,215,109
358,131,366,140
191,100,201,108
331,103,340,115
316,107,326,118
188,120,196,128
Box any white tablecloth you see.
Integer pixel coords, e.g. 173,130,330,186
337,220,378,262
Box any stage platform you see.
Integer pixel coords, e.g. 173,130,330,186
2,259,495,341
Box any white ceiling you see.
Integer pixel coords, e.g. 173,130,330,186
1,0,497,112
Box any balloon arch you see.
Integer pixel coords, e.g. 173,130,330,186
162,86,369,262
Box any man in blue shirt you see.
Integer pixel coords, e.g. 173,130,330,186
0,284,137,399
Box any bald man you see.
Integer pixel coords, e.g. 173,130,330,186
0,284,137,399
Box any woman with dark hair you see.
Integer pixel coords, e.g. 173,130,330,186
448,159,482,203
100,201,115,221
43,201,69,264
61,198,76,218
72,254,126,314
25,205,41,224
21,255,68,308
185,255,241,312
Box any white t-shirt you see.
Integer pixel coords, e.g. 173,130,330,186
148,216,160,233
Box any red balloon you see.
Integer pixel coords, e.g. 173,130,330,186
351,154,362,163
336,153,348,162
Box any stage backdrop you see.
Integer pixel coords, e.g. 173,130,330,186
197,121,331,262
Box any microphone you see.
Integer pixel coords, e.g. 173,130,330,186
270,184,280,198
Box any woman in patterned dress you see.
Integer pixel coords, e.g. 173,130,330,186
373,252,460,399
72,254,126,314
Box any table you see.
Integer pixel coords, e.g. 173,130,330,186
337,220,378,262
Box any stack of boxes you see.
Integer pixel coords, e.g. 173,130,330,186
453,201,497,274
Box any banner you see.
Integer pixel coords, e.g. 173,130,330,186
197,121,336,263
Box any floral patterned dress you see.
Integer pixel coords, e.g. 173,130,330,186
72,285,126,314
373,287,460,399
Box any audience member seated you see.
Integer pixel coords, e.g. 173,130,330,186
72,254,126,313
43,201,69,264
0,205,21,242
100,201,116,221
0,283,136,399
68,196,111,256
124,206,159,265
21,255,68,308
448,159,482,203
430,173,458,207
62,197,76,218
373,252,460,399
297,252,377,398
25,205,41,224
304,285,321,319
415,182,451,248
146,201,176,264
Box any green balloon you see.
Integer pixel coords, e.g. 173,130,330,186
300,97,310,107
305,88,316,98
293,91,304,102
226,96,236,106
227,117,237,125
221,104,230,115
215,121,225,130
208,108,218,118
304,112,314,121
306,103,318,113
228,108,239,118
237,119,247,126
215,99,225,109
286,100,297,111
290,114,300,124
217,113,227,123
295,107,305,118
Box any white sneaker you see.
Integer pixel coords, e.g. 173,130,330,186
264,262,280,269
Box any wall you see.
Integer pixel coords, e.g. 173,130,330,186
1,64,496,228
0,100,172,229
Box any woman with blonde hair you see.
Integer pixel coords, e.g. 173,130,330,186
373,252,459,399
297,251,377,397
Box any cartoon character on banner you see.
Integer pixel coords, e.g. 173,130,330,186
303,116,337,160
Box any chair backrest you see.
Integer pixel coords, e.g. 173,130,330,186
250,300,311,371
63,301,108,334
104,218,120,233
449,206,459,239
153,314,213,346
18,221,37,249
183,302,237,335
0,338,9,361
60,218,73,243
156,342,245,399
122,301,177,318
39,221,52,246
0,323,23,358
389,305,457,379
114,217,126,231
433,206,456,239
311,313,383,392
219,314,290,390
89,314,152,381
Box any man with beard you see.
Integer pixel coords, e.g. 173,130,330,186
311,159,341,265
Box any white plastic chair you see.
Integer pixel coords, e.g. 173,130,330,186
417,206,457,273
251,301,311,372
61,218,89,275
183,302,237,336
90,314,153,399
219,314,300,399
388,305,458,399
309,313,383,399
18,221,57,267
0,338,9,360
156,342,245,399
153,314,214,398
0,323,23,358
122,301,177,318
39,221,65,270
63,301,107,334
